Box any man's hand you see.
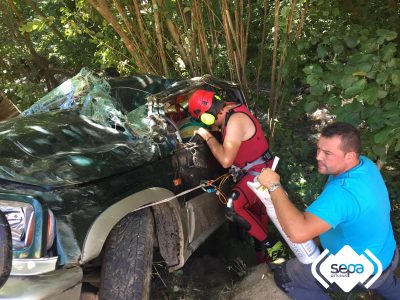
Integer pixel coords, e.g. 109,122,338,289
258,168,331,243
195,127,212,141
258,168,281,190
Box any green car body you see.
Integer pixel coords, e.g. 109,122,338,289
0,70,245,299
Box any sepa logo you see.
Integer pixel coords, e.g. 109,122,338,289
311,245,382,292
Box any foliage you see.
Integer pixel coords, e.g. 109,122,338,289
270,106,326,209
0,0,99,110
270,0,400,209
301,25,400,164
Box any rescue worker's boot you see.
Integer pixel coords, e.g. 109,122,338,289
263,236,287,270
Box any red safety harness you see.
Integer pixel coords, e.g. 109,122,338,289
222,104,272,175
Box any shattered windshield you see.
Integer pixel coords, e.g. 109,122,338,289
22,68,177,138
22,68,134,134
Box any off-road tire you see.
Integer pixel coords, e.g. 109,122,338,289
99,209,154,300
0,210,12,289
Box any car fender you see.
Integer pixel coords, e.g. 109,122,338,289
80,187,178,264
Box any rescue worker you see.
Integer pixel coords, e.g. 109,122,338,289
188,89,286,265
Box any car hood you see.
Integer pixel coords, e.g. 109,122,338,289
0,110,157,187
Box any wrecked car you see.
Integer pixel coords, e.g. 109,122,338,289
0,69,248,299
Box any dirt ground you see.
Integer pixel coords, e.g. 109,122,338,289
231,264,290,300
149,223,290,300
150,257,290,300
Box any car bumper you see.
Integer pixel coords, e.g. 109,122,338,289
0,266,82,300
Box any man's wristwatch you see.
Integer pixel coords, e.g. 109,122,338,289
268,183,282,192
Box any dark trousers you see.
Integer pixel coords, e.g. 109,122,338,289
274,248,400,300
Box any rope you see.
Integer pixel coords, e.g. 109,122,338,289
133,172,232,212
132,183,207,212
214,173,232,204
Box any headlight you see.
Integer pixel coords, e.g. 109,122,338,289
0,202,55,252
0,202,34,250
0,197,59,275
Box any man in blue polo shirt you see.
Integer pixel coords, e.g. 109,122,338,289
258,122,399,299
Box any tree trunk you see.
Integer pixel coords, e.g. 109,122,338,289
6,0,59,90
87,0,156,74
269,0,280,136
0,92,20,121
151,0,170,77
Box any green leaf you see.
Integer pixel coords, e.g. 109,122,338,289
19,24,29,33
377,90,388,99
376,29,398,42
374,129,391,143
344,79,367,97
344,36,357,48
390,70,400,87
381,43,397,62
317,45,328,58
368,112,385,131
376,72,389,85
303,64,323,75
333,43,344,55
337,112,360,125
377,36,386,45
372,144,386,157
352,71,367,77
361,107,377,119
358,63,373,73
310,83,325,96
366,71,376,79
306,74,319,86
348,53,375,65
384,101,399,110
183,7,191,13
166,42,173,50
327,95,340,106
362,87,379,104
344,100,362,113
384,115,400,126
340,75,357,89
304,100,319,113
360,38,378,53
322,72,339,84
297,40,309,51
387,58,400,68
395,140,400,152
383,110,400,119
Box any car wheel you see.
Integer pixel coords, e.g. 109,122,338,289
99,208,154,300
0,210,12,289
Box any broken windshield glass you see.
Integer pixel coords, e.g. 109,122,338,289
22,68,128,132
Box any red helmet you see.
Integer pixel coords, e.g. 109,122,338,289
188,89,215,119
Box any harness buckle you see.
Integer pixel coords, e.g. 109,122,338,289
230,149,274,181
230,166,246,183
262,149,274,162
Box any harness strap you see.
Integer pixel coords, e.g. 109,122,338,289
241,156,266,172
230,149,274,181
234,149,274,172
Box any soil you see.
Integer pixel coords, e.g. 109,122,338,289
149,223,290,300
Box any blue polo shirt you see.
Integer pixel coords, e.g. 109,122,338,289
306,156,396,270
